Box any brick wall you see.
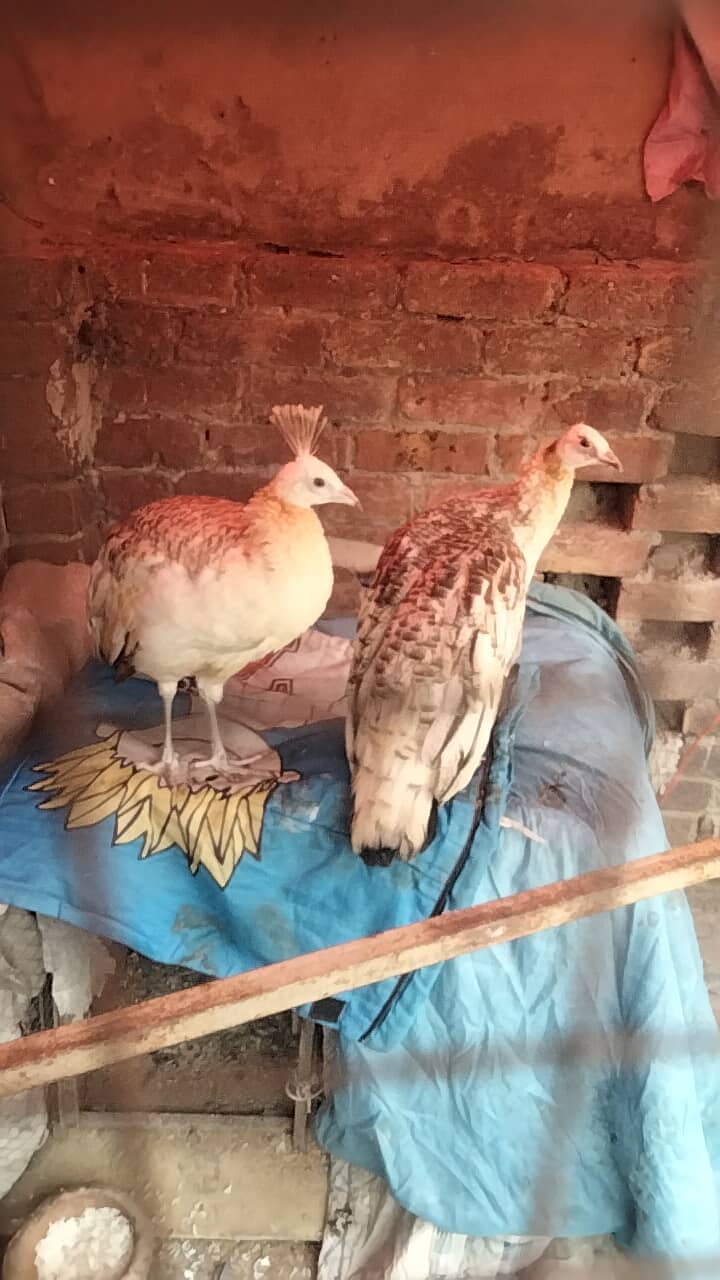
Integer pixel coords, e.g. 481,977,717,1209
1,241,719,837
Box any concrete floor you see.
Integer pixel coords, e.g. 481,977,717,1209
82,950,298,1120
152,1240,319,1280
7,884,718,1280
79,952,323,1278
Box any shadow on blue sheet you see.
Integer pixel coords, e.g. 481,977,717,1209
0,583,718,1263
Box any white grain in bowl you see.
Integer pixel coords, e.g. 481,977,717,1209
34,1205,133,1280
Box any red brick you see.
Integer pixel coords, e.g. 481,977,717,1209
93,254,146,302
354,428,491,476
639,331,720,383
0,257,65,317
654,383,720,437
546,383,649,435
79,250,147,303
639,656,720,701
80,521,105,563
145,366,243,420
631,479,720,533
104,369,148,416
494,434,535,476
145,254,236,308
207,424,293,469
399,376,543,430
7,536,84,567
485,324,630,378
539,525,656,577
404,261,563,321
683,700,720,736
495,431,673,484
250,370,396,425
320,472,415,541
587,434,673,483
0,323,63,376
174,470,266,503
660,778,715,811
251,314,327,367
95,417,205,470
3,482,97,538
637,335,683,379
178,312,327,368
564,263,705,328
99,470,174,522
417,474,489,508
669,434,720,476
148,418,207,470
0,379,73,479
247,255,398,314
104,304,182,365
662,813,700,846
207,421,344,471
95,418,153,468
324,316,482,373
617,578,720,623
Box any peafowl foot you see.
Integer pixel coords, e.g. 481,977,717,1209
189,750,281,788
138,753,192,789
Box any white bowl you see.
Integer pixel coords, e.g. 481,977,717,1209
2,1186,153,1280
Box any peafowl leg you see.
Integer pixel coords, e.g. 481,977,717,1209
199,683,230,773
191,680,267,782
139,681,187,786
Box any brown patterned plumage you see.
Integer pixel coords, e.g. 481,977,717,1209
346,423,622,863
88,405,359,786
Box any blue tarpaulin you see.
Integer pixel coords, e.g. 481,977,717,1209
0,583,717,1264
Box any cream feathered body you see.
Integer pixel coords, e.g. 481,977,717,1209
88,404,359,783
89,491,334,688
346,424,622,862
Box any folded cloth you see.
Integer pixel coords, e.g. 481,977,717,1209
644,2,720,200
0,561,92,763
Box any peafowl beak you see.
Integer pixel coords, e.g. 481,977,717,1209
337,483,362,508
601,448,623,472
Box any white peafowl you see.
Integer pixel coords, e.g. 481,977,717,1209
346,423,622,864
88,405,358,786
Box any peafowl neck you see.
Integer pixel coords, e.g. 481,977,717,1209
513,443,575,578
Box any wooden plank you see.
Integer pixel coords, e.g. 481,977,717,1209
327,535,382,575
291,1018,317,1154
1,839,720,1100
0,1113,328,1242
328,528,658,583
539,524,656,577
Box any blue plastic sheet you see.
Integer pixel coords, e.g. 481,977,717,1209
0,583,717,1265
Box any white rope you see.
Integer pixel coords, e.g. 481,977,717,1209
500,815,547,845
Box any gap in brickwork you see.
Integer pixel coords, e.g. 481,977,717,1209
541,573,620,616
648,533,715,578
566,482,626,524
654,702,685,733
638,620,711,660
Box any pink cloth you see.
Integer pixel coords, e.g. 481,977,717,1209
644,2,720,201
